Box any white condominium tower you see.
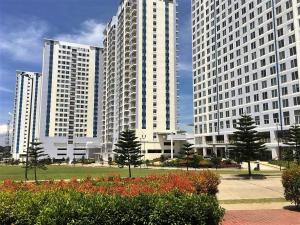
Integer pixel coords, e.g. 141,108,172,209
11,71,42,159
40,39,102,160
192,0,300,159
101,0,178,159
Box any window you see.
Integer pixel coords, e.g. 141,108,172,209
262,92,268,99
255,116,260,125
292,71,298,80
294,96,300,106
284,112,290,125
281,75,287,83
295,110,300,124
272,89,278,98
283,99,289,108
282,87,288,95
273,113,279,124
271,78,277,86
272,101,279,109
293,84,299,93
264,115,269,124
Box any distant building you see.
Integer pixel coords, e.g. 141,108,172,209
101,0,178,160
11,71,42,160
192,0,300,159
39,39,103,160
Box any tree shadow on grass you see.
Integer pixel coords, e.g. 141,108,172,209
283,205,300,212
233,174,267,180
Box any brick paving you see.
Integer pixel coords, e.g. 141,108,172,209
223,209,300,225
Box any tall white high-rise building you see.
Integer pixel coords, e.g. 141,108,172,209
39,39,103,160
101,0,178,160
11,71,42,159
192,0,300,159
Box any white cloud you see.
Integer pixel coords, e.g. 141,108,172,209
55,20,105,47
178,62,192,72
0,17,48,63
0,124,8,135
0,18,105,64
0,87,14,93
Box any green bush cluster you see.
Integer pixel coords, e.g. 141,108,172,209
282,166,300,208
0,190,224,225
269,160,296,168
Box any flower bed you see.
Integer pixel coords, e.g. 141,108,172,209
0,171,224,225
0,171,220,196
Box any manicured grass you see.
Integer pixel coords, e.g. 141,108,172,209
0,165,169,181
219,198,287,204
0,165,281,181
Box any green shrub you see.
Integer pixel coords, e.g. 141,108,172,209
269,160,296,168
199,160,214,168
282,166,300,208
0,191,224,225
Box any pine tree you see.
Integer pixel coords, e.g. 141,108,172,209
211,152,222,170
229,115,267,176
282,148,294,168
179,143,194,171
286,125,300,165
114,130,142,177
26,139,48,182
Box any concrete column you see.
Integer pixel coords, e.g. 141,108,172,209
272,148,279,160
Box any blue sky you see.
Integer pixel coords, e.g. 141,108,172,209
0,0,193,134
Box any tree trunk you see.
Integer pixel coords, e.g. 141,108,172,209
187,159,189,171
128,164,131,178
247,161,252,177
34,167,37,183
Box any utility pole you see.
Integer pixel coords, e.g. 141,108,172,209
276,123,282,171
140,134,146,167
170,132,175,159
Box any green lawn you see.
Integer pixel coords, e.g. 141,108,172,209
219,198,287,204
0,165,281,182
0,165,171,181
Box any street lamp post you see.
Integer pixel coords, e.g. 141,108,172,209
170,132,175,159
140,135,146,167
276,123,282,171
23,73,34,181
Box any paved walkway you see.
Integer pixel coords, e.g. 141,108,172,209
221,202,289,210
223,209,300,225
218,175,283,200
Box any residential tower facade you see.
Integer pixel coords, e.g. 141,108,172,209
192,0,300,159
101,0,178,160
39,39,102,160
11,71,42,159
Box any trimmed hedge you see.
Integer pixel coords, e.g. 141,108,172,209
282,166,300,208
0,190,224,225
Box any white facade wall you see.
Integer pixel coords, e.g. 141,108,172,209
101,0,178,160
40,39,102,160
12,71,42,160
192,0,300,159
